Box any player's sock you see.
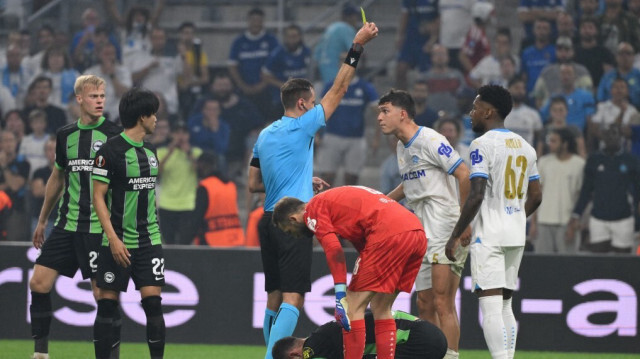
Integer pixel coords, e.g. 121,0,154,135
265,303,299,359
30,292,52,354
479,295,508,359
342,319,366,359
444,348,460,358
374,319,396,359
94,299,118,359
263,308,277,345
502,297,517,359
110,303,122,359
142,296,166,359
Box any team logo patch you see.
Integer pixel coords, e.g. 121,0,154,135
92,140,105,152
438,142,452,158
104,272,115,283
412,155,419,164
148,155,158,168
95,155,106,168
303,347,314,359
470,149,483,165
306,217,317,232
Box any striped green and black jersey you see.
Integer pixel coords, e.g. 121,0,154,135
54,117,121,233
92,133,161,248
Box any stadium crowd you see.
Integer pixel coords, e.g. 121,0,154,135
0,0,638,255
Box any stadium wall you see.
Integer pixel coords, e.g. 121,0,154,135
0,243,637,353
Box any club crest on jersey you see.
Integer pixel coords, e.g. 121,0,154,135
306,217,317,232
412,155,419,164
92,140,105,153
438,143,452,158
95,155,106,168
470,149,483,165
148,155,158,168
104,272,115,283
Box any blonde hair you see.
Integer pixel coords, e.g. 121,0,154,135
74,75,105,95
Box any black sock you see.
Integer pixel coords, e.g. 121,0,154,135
94,299,118,359
110,303,122,359
31,292,52,354
142,296,165,359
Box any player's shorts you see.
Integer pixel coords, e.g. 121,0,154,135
349,229,427,293
394,320,448,359
258,211,313,294
589,216,634,249
470,241,524,291
35,228,102,279
96,244,165,292
315,133,367,175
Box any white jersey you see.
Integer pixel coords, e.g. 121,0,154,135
397,127,463,238
469,129,539,246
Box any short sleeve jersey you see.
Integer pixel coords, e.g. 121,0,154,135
92,133,161,248
397,127,463,214
252,104,326,211
303,186,424,251
228,32,280,85
468,129,539,246
322,78,379,138
263,45,311,82
54,117,121,233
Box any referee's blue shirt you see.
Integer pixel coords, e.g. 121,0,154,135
253,104,326,211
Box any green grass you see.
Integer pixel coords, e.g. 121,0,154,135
2,340,639,358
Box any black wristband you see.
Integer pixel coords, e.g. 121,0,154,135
344,43,363,68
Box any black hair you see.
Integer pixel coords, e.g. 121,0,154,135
197,151,229,183
477,85,513,120
119,87,160,129
550,95,568,109
436,117,462,135
273,197,306,230
551,127,577,154
271,337,298,359
178,21,195,32
507,75,525,88
41,47,72,70
285,24,302,34
38,24,55,37
496,27,511,40
378,89,416,119
248,8,265,17
126,6,150,37
280,78,313,110
29,76,53,92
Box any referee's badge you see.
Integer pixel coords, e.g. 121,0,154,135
148,156,158,168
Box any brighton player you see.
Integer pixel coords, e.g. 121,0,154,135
378,89,471,359
446,85,542,359
273,186,427,359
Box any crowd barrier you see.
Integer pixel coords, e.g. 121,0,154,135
0,243,637,353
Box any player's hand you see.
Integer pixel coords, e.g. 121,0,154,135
445,237,459,261
460,225,472,247
312,177,330,194
109,238,131,268
334,283,351,331
32,221,46,249
354,22,379,45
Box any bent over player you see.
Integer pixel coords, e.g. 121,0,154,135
92,88,166,359
273,186,427,359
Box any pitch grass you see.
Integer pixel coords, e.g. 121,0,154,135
2,340,639,358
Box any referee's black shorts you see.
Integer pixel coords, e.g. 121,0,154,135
258,211,313,294
36,228,102,279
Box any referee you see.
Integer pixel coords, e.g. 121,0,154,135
92,88,165,359
248,22,379,359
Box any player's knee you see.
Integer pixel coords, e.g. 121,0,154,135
97,299,119,318
29,275,53,293
141,295,163,317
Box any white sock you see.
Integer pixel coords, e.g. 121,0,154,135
444,348,459,358
479,295,507,359
502,298,517,359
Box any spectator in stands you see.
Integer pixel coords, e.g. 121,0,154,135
590,77,638,150
505,77,543,147
538,96,587,157
157,122,201,245
532,36,593,109
130,28,180,116
315,4,360,84
469,28,519,88
187,98,230,167
540,64,595,132
245,194,265,248
379,135,401,195
598,0,640,54
575,0,601,21
412,80,439,128
316,75,378,186
459,2,494,75
556,11,577,44
0,130,29,241
436,117,470,163
496,56,519,88
629,112,640,159
569,125,640,253
531,127,585,253
29,136,56,239
38,47,79,109
2,44,28,108
209,71,264,180
18,109,48,178
424,44,467,118
574,17,615,87
228,8,280,120
83,42,132,122
184,151,245,247
177,21,209,120
395,0,440,90
70,8,120,73
23,25,55,81
0,189,11,241
21,76,67,134
438,0,473,72
263,24,311,97
598,42,640,109
3,110,25,149
521,19,556,95
0,86,16,118
630,0,640,19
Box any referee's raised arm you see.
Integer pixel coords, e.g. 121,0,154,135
320,22,379,121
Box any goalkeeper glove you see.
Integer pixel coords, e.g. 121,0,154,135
334,283,351,331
